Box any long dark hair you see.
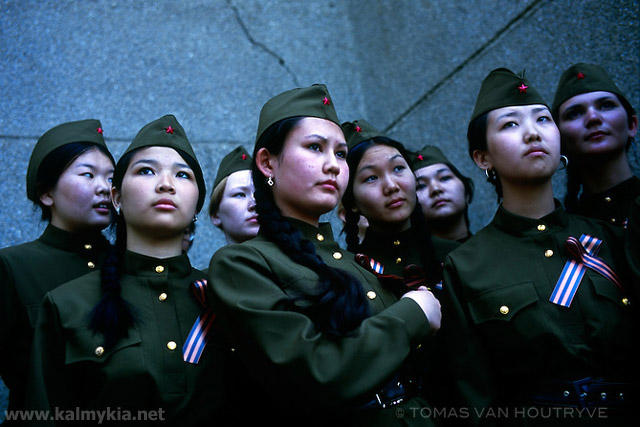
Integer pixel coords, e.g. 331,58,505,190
251,116,370,336
342,137,442,286
467,112,503,202
563,94,636,212
35,142,114,221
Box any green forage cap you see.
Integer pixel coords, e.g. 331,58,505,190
341,119,386,151
213,145,252,190
114,114,206,212
551,63,634,118
27,119,111,201
470,68,548,124
255,84,340,144
410,145,474,201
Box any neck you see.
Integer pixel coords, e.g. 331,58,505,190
501,180,556,219
126,227,184,259
429,214,470,241
579,152,632,194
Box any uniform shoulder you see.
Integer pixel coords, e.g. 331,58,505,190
0,239,43,260
446,224,497,259
47,270,103,305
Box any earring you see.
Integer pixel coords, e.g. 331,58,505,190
559,155,569,170
484,169,491,179
115,206,121,216
267,176,274,187
192,215,198,223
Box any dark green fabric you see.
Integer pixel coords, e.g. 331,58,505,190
0,225,110,412
207,219,435,424
441,202,634,415
114,114,206,212
212,145,252,190
27,119,110,201
470,68,548,124
341,119,385,151
625,196,640,301
575,175,640,227
29,251,230,426
255,84,339,145
551,62,634,118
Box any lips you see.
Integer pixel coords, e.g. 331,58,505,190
524,145,549,156
585,130,609,141
318,179,339,192
153,198,177,210
246,215,258,223
93,200,111,213
431,198,450,208
386,197,406,208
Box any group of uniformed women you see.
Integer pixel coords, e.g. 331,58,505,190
0,61,637,426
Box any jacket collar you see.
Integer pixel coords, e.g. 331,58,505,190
491,199,568,237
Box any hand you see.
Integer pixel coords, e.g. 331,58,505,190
401,286,441,332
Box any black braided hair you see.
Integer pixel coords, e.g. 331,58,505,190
252,117,370,336
342,137,442,285
467,112,503,202
89,151,136,348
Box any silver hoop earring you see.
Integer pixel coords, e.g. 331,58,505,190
267,176,274,187
484,169,491,179
559,155,569,170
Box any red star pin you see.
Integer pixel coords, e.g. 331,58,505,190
323,97,330,105
518,83,528,94
576,72,585,80
417,154,424,161
355,125,362,133
96,127,103,134
241,153,247,160
165,126,174,134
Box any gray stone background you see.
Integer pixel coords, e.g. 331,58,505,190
1,0,638,419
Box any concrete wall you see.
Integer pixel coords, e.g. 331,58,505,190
1,0,638,418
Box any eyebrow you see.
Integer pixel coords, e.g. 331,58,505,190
357,154,404,174
416,167,449,181
305,134,347,147
564,95,617,111
131,159,191,169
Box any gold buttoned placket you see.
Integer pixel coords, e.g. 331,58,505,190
332,252,342,260
87,261,95,269
167,341,177,351
537,224,546,231
155,265,165,273
316,233,324,242
544,250,554,258
95,346,104,357
158,292,168,302
499,305,509,315
366,291,377,300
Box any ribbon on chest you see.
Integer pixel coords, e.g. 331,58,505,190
183,279,216,364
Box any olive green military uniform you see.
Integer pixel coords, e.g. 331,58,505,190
626,196,640,300
441,203,635,424
208,219,435,425
574,176,640,227
29,251,229,425
0,225,110,413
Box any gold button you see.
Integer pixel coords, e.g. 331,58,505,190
87,261,95,269
366,291,377,300
604,196,612,203
158,293,167,302
94,346,104,357
167,341,177,351
332,252,342,260
537,224,546,231
416,343,422,350
230,347,236,352
155,265,165,273
544,250,554,258
316,233,324,241
499,305,509,315
393,240,401,246
610,218,616,223
622,297,630,306
395,257,402,264
84,244,92,250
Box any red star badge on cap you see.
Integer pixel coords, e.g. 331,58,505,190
323,97,330,105
417,154,424,161
576,72,585,80
165,126,174,134
518,83,528,94
96,127,103,134
355,125,362,133
241,153,247,160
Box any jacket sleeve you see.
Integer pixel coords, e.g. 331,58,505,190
207,244,430,406
625,196,640,300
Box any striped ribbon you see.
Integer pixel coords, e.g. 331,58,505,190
369,258,384,275
549,234,621,307
183,279,216,364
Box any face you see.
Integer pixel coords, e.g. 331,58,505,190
415,163,467,222
259,117,348,224
211,169,259,244
352,144,416,230
475,104,561,186
114,146,199,239
557,91,637,158
41,147,114,232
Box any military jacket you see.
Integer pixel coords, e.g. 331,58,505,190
29,251,229,426
626,196,640,299
208,219,434,425
576,175,640,227
0,224,110,412
441,203,635,412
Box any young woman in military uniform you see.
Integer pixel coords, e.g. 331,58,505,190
552,63,638,227
0,119,114,415
208,84,441,425
29,115,229,425
410,145,474,243
441,68,635,425
208,145,259,244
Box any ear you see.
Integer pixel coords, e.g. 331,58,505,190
210,213,222,228
110,187,121,211
472,149,493,171
628,114,638,138
39,191,54,207
255,147,277,178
